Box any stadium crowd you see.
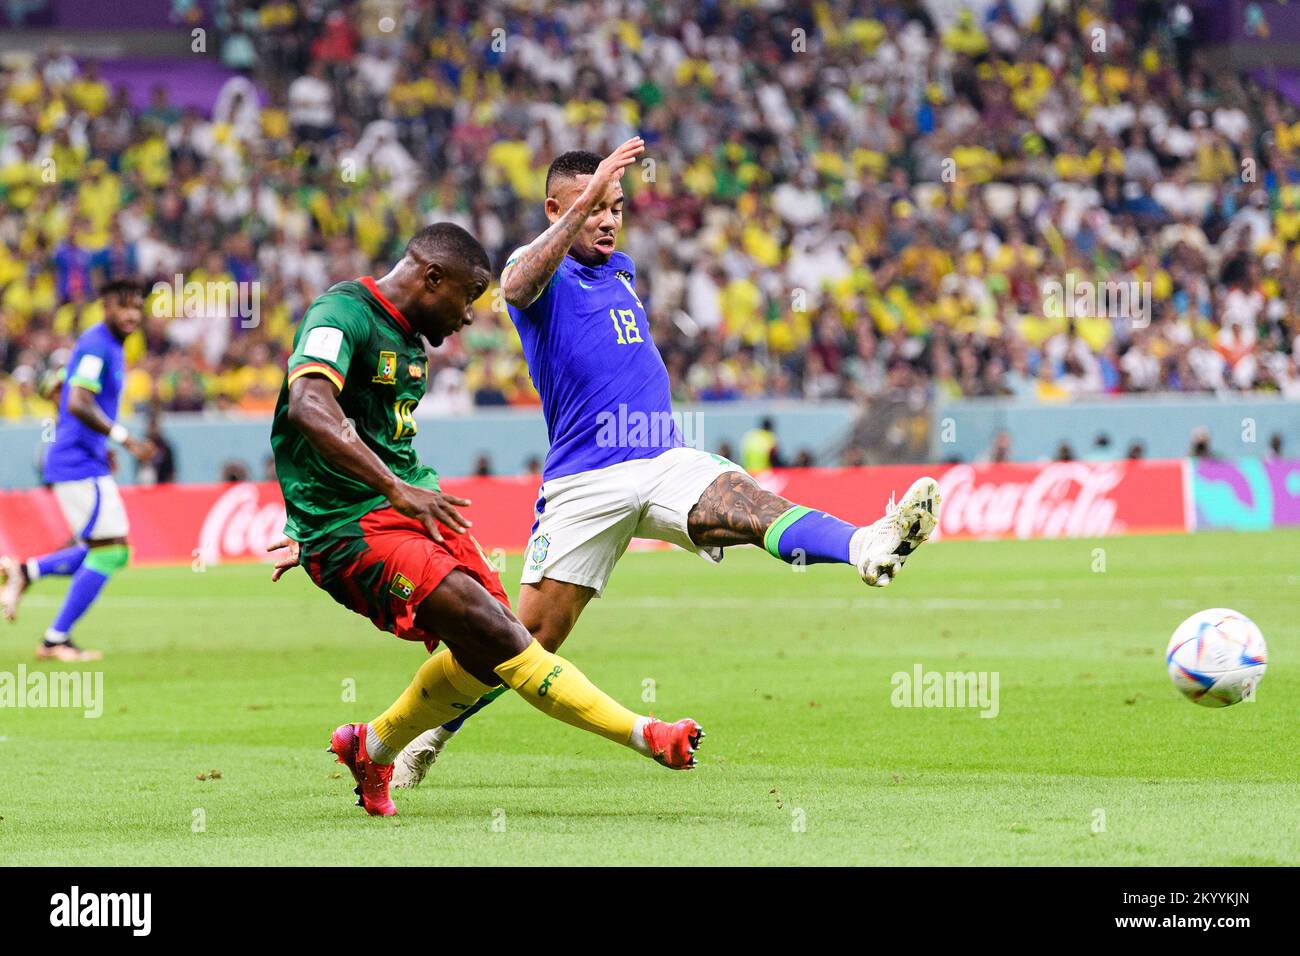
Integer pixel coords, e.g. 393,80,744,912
1,0,1300,424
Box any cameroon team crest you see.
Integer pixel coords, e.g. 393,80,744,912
389,572,415,601
373,351,398,384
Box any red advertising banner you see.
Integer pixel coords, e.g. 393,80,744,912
0,459,1189,566
0,477,541,567
756,460,1189,541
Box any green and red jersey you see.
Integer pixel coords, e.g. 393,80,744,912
271,277,436,545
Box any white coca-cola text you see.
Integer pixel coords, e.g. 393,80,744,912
197,483,287,564
938,463,1124,539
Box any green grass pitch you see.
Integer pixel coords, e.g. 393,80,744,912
1,530,1296,866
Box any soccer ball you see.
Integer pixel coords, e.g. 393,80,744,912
1166,608,1268,708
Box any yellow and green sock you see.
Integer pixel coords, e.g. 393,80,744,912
368,641,650,764
494,640,645,747
369,650,496,762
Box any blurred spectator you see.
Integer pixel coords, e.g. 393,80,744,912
982,430,1013,464
740,417,782,473
1085,432,1114,461
135,413,176,485
1189,426,1216,458
220,460,250,482
841,445,867,466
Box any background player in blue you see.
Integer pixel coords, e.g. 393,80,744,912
1,278,155,661
392,139,943,785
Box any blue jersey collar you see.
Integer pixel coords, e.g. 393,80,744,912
565,254,625,282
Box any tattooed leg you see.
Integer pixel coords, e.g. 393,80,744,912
688,470,943,585
687,471,862,566
687,472,793,548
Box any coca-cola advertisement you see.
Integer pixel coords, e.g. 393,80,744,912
0,460,1191,566
759,460,1189,541
928,461,1189,539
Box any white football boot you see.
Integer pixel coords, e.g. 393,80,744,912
855,477,941,587
0,555,28,622
391,726,456,789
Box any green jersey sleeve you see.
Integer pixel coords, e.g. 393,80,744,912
286,297,372,392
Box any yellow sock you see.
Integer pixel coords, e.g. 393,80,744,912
494,640,638,745
371,650,496,754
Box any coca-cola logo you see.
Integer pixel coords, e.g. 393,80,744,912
937,463,1125,539
197,483,287,564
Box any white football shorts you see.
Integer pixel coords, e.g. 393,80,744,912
521,447,745,596
52,475,130,542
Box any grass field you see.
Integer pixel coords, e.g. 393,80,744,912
1,530,1297,866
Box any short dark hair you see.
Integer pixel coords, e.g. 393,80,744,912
546,150,602,196
405,222,489,273
99,276,147,300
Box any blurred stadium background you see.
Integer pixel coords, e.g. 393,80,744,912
5,1,1299,871
0,0,1296,491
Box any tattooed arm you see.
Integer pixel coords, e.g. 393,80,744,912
687,471,794,549
500,137,644,309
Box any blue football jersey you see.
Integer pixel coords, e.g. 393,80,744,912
506,250,682,481
44,323,125,483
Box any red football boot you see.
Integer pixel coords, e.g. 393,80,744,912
643,717,705,770
328,723,396,816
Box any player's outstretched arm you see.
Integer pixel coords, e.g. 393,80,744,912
66,385,154,462
500,136,643,308
286,375,471,543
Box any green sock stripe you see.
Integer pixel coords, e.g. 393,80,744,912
763,506,812,559
83,544,130,575
482,686,508,703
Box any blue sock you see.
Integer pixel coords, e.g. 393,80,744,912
32,544,89,578
441,684,508,732
49,566,109,636
763,506,858,565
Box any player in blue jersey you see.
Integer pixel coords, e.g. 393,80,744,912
1,278,155,661
391,139,942,784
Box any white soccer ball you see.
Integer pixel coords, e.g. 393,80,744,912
1166,608,1268,708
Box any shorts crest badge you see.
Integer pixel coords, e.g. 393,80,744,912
529,534,550,569
373,351,398,385
389,572,415,601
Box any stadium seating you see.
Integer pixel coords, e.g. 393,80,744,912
1,0,1298,427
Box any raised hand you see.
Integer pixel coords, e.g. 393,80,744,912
581,137,644,203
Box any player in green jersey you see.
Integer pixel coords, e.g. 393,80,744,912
267,223,703,816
